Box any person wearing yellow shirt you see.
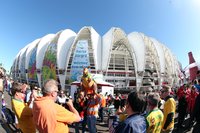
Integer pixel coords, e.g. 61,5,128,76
146,92,164,133
11,82,36,133
160,85,176,133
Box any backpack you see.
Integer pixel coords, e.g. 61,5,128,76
1,106,15,124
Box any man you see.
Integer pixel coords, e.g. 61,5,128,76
33,79,81,133
160,85,176,133
114,91,146,133
114,93,121,110
177,84,189,129
146,92,164,133
86,92,101,133
99,93,106,124
11,82,36,133
187,85,198,130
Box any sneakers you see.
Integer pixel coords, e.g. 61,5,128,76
99,122,105,125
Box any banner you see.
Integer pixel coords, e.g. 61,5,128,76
70,40,90,81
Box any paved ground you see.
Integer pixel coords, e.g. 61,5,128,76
1,91,194,133
0,91,13,133
69,121,109,133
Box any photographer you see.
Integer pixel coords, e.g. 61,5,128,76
33,79,81,133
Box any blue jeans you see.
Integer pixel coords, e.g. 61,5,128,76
99,107,105,122
87,115,97,133
74,116,87,133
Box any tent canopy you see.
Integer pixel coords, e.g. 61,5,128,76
71,74,114,87
71,80,114,87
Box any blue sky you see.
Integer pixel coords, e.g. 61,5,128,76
0,0,200,72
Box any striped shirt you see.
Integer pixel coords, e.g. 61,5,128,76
87,95,101,117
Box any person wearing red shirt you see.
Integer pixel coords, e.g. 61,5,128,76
177,84,188,130
187,85,199,130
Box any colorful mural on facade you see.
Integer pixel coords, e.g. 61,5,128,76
28,46,37,82
20,50,27,80
42,43,57,82
12,60,16,78
16,56,20,78
70,40,90,82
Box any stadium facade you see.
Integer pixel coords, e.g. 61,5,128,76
11,27,181,91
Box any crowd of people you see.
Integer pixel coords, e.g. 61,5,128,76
0,69,200,133
176,79,200,132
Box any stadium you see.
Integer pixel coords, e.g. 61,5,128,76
10,26,181,92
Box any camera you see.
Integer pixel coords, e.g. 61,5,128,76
66,98,69,102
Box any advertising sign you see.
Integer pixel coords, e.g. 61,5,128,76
70,40,90,81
